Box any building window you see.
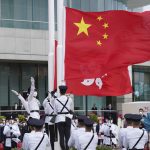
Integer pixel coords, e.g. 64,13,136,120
0,62,48,107
133,65,150,101
1,0,48,30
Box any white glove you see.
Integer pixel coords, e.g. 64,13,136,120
31,77,35,83
11,90,19,96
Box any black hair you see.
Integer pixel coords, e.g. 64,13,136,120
139,108,144,111
60,89,67,95
23,91,28,99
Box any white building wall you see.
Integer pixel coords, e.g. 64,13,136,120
0,27,49,61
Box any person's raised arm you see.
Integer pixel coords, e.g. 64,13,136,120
27,77,35,101
11,90,30,114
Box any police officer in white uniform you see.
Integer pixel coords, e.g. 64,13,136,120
124,114,148,150
22,118,50,150
118,114,133,150
76,118,98,150
3,116,21,150
54,85,73,150
100,117,112,146
43,90,57,150
109,118,119,147
68,115,86,149
11,77,41,119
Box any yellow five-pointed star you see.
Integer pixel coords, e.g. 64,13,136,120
97,40,102,46
103,22,109,29
103,33,109,39
97,16,103,21
74,17,92,36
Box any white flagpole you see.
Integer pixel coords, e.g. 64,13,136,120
48,0,55,93
57,0,64,88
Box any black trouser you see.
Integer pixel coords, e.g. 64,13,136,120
45,123,57,150
98,139,103,145
57,117,71,150
11,141,17,148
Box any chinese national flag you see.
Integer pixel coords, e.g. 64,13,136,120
65,8,150,80
66,67,132,96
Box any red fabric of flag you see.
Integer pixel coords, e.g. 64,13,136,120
65,8,150,80
66,67,132,96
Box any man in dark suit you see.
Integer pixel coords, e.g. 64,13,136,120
91,104,97,115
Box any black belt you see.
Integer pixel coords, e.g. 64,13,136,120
104,135,115,138
58,112,69,114
45,114,54,116
30,110,39,113
6,135,16,138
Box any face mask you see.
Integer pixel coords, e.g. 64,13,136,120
54,92,57,98
139,111,143,115
33,91,37,97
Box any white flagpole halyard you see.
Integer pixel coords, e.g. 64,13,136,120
48,0,55,93
57,0,65,88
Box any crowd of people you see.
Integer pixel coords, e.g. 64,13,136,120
0,77,149,150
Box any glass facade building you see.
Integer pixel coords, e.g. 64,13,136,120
0,62,48,107
0,0,149,112
133,66,150,101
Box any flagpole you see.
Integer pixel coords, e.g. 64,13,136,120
48,0,55,94
57,0,64,89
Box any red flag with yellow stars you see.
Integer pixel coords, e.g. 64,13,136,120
65,7,150,80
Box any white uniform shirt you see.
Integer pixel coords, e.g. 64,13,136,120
43,97,54,125
118,126,133,149
18,85,41,119
100,123,110,145
22,131,50,150
28,97,41,119
110,123,119,145
18,94,30,114
3,123,21,147
76,132,98,150
124,128,148,149
28,78,40,119
98,124,104,140
54,95,73,123
68,127,85,148
70,119,78,132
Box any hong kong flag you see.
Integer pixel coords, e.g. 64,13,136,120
66,67,132,96
65,8,150,80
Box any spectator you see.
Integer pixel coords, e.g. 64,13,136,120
92,104,98,115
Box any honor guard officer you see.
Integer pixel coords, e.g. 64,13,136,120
100,117,112,146
54,85,73,150
43,90,57,150
108,118,119,147
22,118,50,150
3,116,21,150
124,114,148,150
11,77,41,119
118,114,133,150
76,118,98,150
68,115,86,149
